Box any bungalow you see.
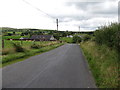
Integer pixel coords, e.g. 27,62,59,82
20,37,29,40
30,35,56,41
18,37,30,41
66,35,73,38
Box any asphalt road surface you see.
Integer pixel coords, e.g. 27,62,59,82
3,44,96,88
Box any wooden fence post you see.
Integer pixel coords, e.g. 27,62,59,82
2,40,4,48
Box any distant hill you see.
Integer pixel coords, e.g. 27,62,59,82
1,27,94,35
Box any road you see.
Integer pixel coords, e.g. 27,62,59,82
2,44,96,88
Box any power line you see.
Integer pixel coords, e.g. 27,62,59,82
22,0,56,19
22,0,59,31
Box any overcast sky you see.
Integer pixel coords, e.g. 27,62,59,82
0,0,118,31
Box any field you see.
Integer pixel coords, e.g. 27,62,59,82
3,40,52,49
1,40,64,66
60,37,73,43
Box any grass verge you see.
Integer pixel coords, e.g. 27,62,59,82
1,43,64,67
80,41,119,88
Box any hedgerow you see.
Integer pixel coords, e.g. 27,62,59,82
94,23,120,53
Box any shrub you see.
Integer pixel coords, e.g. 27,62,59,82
114,30,120,53
81,41,119,88
94,23,120,52
72,35,82,43
53,34,60,40
91,36,95,41
83,34,91,41
31,44,41,49
13,43,25,52
7,33,12,36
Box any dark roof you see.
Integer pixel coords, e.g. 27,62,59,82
23,37,29,39
30,35,53,40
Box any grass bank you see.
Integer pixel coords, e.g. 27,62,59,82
3,40,52,49
80,41,119,88
1,43,64,67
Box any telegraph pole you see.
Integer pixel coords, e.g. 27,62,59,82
56,19,58,31
79,26,80,33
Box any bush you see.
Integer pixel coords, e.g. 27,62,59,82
114,30,120,52
31,44,41,49
7,33,13,36
53,33,60,40
94,23,120,52
83,34,91,41
13,43,25,52
91,36,95,41
72,35,82,43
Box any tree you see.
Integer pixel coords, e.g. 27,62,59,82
72,35,82,43
83,34,91,41
53,33,60,40
7,33,12,36
13,32,15,35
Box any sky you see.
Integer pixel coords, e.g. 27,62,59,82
0,0,118,31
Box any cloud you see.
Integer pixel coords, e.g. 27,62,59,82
66,2,100,10
0,0,118,31
118,1,120,22
66,1,118,15
56,0,118,31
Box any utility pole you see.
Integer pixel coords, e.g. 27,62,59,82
79,26,80,33
56,19,58,31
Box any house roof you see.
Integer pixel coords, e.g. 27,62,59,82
20,37,29,39
30,35,53,40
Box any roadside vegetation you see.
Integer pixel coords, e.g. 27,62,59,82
94,23,120,53
72,35,82,43
80,23,119,88
81,41,119,88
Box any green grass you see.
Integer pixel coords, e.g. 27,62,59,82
60,37,73,43
80,41,119,88
3,40,52,49
1,40,64,67
2,43,64,67
2,35,29,39
5,32,22,34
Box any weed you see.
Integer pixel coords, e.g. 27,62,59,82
12,42,25,52
81,41,119,88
